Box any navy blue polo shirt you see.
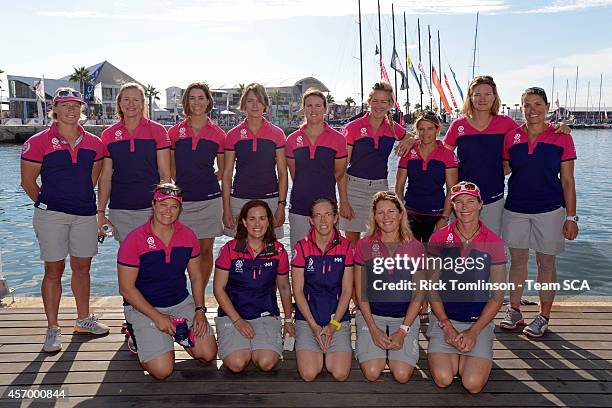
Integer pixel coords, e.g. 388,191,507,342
101,118,171,210
169,119,225,202
117,217,200,308
225,118,286,199
291,228,354,326
429,222,506,322
343,113,405,180
354,235,426,318
286,123,347,216
503,126,576,214
444,115,517,204
215,239,289,320
21,123,104,216
398,140,458,215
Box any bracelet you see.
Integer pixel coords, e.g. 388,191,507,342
278,200,287,206
438,318,450,329
329,319,341,331
282,318,294,324
232,317,242,324
97,209,106,214
195,306,207,314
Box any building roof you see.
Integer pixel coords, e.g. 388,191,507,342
60,61,140,86
219,77,330,93
7,75,74,100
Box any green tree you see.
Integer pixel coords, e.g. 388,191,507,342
69,66,92,95
326,94,335,104
345,96,355,106
144,84,160,119
237,83,245,96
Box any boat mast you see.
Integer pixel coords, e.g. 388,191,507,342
573,66,578,115
403,11,410,115
428,24,432,109
377,0,382,65
564,79,569,116
392,3,398,101
598,73,603,123
471,12,479,79
418,18,423,109
358,0,364,111
586,81,591,122
438,30,442,114
551,66,555,113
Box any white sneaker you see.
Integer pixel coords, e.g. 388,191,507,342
74,314,110,335
43,327,62,353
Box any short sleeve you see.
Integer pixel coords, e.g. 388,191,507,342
167,125,179,149
488,238,507,265
334,134,348,158
154,123,171,150
117,235,141,268
502,130,514,160
187,230,200,259
427,230,445,257
21,135,45,163
277,244,289,275
100,130,112,157
443,148,458,168
393,122,406,140
409,240,427,270
224,129,238,151
290,241,306,268
274,128,286,148
443,120,459,147
215,243,232,271
213,127,226,154
285,133,296,158
353,240,364,265
343,124,355,146
344,241,354,266
398,152,410,169
561,134,577,161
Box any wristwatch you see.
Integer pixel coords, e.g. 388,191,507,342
565,215,579,222
195,306,207,314
438,318,450,328
282,318,294,324
278,200,287,206
399,324,410,334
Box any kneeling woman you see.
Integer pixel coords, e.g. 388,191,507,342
291,198,354,382
354,191,425,383
427,182,506,394
118,183,217,381
213,200,294,372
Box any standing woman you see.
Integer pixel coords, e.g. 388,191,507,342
222,83,287,238
21,88,109,352
168,82,225,288
291,198,354,382
500,87,578,337
395,112,458,242
118,183,217,380
353,191,424,383
213,200,294,372
427,182,506,394
97,82,171,242
339,81,406,246
286,88,347,249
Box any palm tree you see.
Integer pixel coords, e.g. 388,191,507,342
69,66,92,95
144,84,160,119
237,83,245,96
345,96,355,107
326,94,335,105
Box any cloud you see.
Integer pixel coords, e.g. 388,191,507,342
522,0,612,14
37,10,104,18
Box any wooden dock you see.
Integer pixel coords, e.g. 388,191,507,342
0,303,610,407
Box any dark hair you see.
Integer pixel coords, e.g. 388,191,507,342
182,82,214,116
522,87,549,105
235,200,276,243
309,197,338,218
413,111,441,131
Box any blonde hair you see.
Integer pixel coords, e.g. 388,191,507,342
301,87,327,109
366,191,413,243
239,83,269,113
367,81,393,105
182,82,214,116
48,87,86,121
116,82,147,119
462,75,501,118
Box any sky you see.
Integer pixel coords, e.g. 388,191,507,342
2,0,612,111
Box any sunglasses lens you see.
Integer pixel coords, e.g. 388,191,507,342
158,187,182,196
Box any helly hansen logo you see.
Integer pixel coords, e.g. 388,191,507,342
334,257,343,262
264,261,273,267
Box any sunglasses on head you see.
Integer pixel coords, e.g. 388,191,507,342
55,90,82,98
155,187,183,196
524,87,547,96
450,182,479,194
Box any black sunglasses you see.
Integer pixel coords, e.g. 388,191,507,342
155,186,183,196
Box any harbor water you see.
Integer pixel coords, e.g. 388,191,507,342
0,129,611,297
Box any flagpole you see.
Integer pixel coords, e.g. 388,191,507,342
358,0,364,111
551,66,555,113
428,25,432,110
573,66,578,115
391,3,398,101
472,12,479,79
564,79,569,115
377,0,382,64
418,18,422,109
598,73,603,123
403,11,409,117
437,30,442,115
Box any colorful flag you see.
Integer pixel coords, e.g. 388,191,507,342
432,66,452,113
443,73,459,110
34,78,45,101
417,62,438,110
390,48,408,90
379,56,404,125
448,64,464,101
406,52,423,94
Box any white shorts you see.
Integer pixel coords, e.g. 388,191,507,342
33,208,98,262
108,208,152,242
179,198,223,239
340,175,388,233
224,196,284,238
502,207,565,255
479,198,505,237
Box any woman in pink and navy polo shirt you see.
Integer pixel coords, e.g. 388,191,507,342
500,87,578,338
286,88,348,249
339,81,406,246
21,88,109,353
222,83,288,238
213,200,294,373
118,183,217,380
169,82,226,289
97,83,172,242
291,198,354,382
396,112,458,242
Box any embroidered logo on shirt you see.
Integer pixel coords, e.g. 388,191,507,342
372,243,381,257
51,137,62,150
513,133,521,144
264,261,273,267
235,259,244,273
296,135,303,147
22,142,31,154
146,236,156,249
458,126,465,135
334,257,343,263
410,149,418,159
240,129,248,139
179,127,187,138
307,258,315,272
360,127,367,136
114,130,123,140
446,233,454,242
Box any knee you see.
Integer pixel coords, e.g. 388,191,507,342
194,349,216,364
391,368,413,384
462,375,487,394
146,365,173,381
298,367,320,382
44,265,65,281
224,356,250,373
255,355,278,372
330,367,350,382
431,369,454,388
362,366,382,382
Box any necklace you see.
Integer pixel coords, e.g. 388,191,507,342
455,225,480,247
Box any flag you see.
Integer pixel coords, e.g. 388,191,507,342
84,65,103,103
417,63,438,110
443,73,459,110
448,64,464,101
379,56,404,126
406,52,423,94
34,78,45,101
390,48,408,90
375,45,380,56
432,66,452,113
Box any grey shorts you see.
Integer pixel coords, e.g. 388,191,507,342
502,207,565,255
123,295,215,363
289,213,311,251
294,319,353,354
33,208,98,262
214,315,283,360
354,312,420,365
179,198,223,239
340,175,388,233
224,196,284,238
426,313,494,361
479,198,505,237
108,208,152,242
